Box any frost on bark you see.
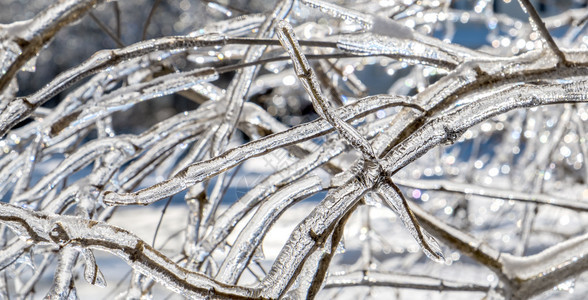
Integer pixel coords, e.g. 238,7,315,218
0,0,588,299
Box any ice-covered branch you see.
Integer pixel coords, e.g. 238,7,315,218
517,0,567,63
103,94,417,205
0,0,105,93
0,202,255,299
323,270,490,292
395,178,588,211
500,232,588,298
2,1,588,298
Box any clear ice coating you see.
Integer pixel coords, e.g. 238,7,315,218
1,0,588,299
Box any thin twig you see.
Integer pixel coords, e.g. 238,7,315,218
88,12,125,48
307,202,356,299
113,2,121,39
152,196,174,247
0,0,105,93
141,0,161,41
324,270,490,292
518,0,567,63
394,178,588,211
202,0,250,15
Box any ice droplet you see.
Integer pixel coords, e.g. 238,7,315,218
554,278,575,294
20,55,37,72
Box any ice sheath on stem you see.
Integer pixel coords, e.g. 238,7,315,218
1,1,588,299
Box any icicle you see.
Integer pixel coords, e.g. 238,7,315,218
337,33,459,69
377,182,444,262
80,248,106,287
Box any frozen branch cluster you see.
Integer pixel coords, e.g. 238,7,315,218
1,0,588,299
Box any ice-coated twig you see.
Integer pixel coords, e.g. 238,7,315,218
216,175,323,284
46,68,220,141
284,245,326,300
17,252,54,298
193,139,346,266
0,239,32,270
515,105,573,256
337,33,460,69
141,0,161,40
19,35,226,105
88,12,125,48
210,0,294,155
409,202,503,273
517,0,567,63
382,78,588,174
394,178,588,211
302,0,496,61
410,199,588,297
115,123,209,185
571,105,588,181
45,246,79,299
377,180,444,262
499,232,588,299
0,202,256,299
14,137,139,203
254,76,588,299
191,13,265,37
300,0,373,30
323,270,490,292
198,103,396,266
2,1,588,298
305,201,355,300
257,179,368,299
0,34,345,138
277,20,377,161
0,0,106,93
0,151,25,199
103,94,419,205
10,134,40,201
